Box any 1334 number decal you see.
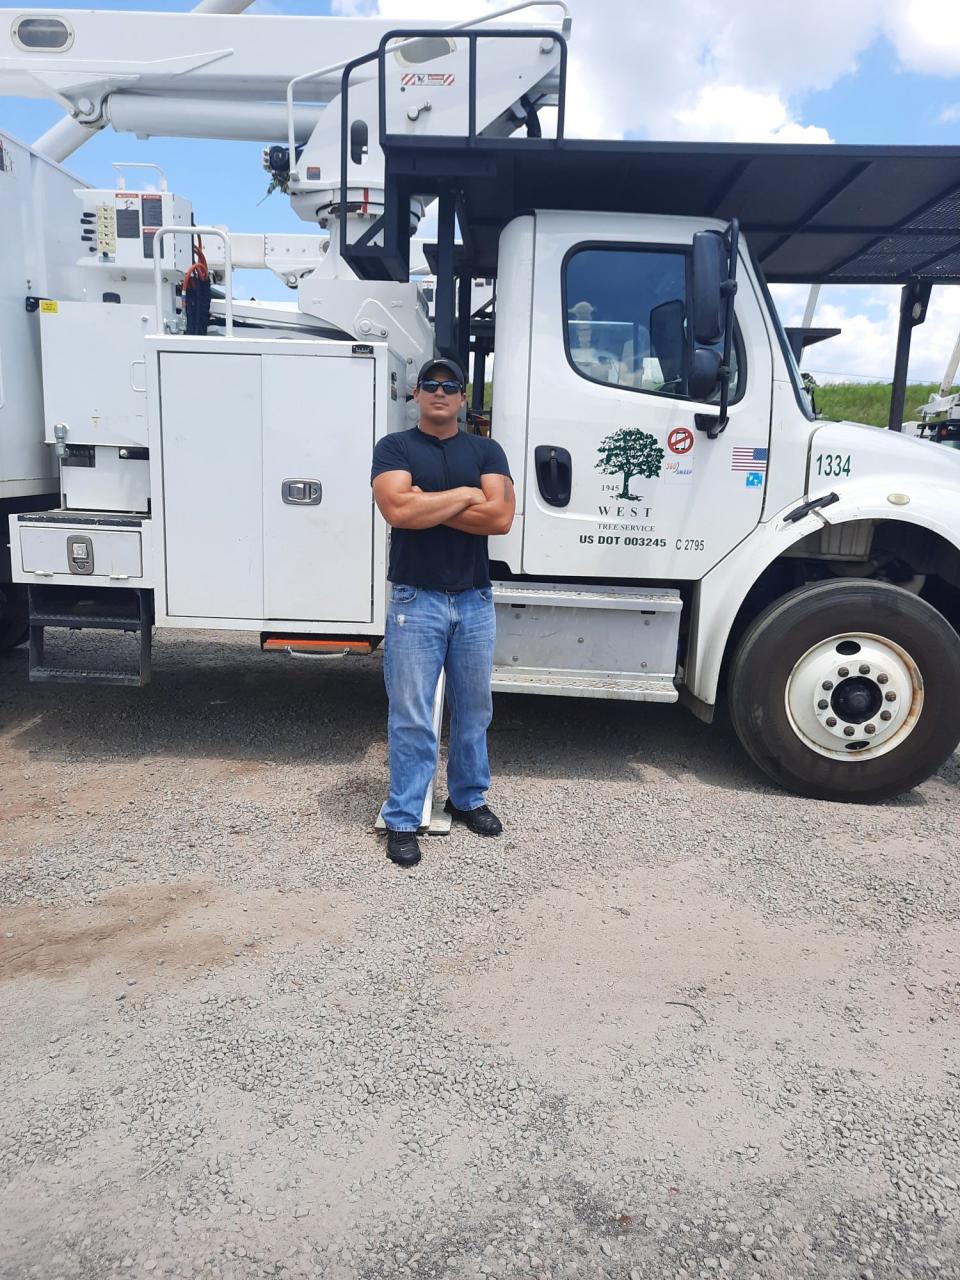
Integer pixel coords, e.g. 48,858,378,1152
815,452,852,478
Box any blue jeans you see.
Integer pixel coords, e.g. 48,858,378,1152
382,584,496,831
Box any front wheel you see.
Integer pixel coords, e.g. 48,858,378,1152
728,579,960,802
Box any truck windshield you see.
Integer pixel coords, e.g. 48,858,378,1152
749,248,814,421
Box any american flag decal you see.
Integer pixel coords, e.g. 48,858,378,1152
401,72,455,87
731,446,768,472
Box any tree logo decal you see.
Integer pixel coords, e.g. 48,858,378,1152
596,428,664,499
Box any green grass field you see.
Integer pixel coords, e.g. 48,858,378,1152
809,382,957,428
470,380,956,427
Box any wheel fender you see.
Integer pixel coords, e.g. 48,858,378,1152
816,481,960,546
686,488,960,706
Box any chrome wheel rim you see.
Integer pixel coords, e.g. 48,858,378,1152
784,632,923,762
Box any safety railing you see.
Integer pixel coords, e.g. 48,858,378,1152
371,20,568,153
112,162,168,191
331,17,567,277
153,226,233,336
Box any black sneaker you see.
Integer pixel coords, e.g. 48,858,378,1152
387,830,422,867
444,799,503,837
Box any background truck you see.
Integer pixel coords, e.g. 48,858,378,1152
3,2,960,805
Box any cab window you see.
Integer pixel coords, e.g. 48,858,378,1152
563,244,740,402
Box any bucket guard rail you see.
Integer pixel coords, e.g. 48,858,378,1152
336,22,568,286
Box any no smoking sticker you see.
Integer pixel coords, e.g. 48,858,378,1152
667,427,694,455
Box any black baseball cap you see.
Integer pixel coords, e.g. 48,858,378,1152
416,356,466,388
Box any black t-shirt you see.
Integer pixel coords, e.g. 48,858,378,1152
371,427,512,590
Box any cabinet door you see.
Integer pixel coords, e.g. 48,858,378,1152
160,352,263,618
42,303,155,448
261,354,374,623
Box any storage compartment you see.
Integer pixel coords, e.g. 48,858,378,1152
159,347,375,623
19,522,143,579
62,447,150,513
41,302,155,449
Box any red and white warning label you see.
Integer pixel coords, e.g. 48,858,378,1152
667,427,694,455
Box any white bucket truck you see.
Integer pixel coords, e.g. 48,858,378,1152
3,3,960,804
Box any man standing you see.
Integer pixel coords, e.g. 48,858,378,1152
371,357,515,868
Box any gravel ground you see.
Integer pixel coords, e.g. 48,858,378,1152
2,627,959,1280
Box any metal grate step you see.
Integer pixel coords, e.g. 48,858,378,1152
28,585,153,687
29,666,147,687
493,581,681,612
492,668,678,703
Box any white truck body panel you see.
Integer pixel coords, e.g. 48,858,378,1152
0,131,85,499
62,448,151,515
40,302,155,449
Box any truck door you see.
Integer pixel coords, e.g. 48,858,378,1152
521,213,773,580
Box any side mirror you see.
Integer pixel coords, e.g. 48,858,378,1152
692,220,740,438
688,347,722,401
649,299,685,390
691,231,726,345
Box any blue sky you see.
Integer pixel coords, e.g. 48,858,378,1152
804,39,960,148
2,0,960,381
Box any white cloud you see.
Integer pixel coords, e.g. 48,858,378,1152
884,0,960,77
327,0,856,142
320,0,959,138
770,284,960,387
673,86,833,144
939,104,960,125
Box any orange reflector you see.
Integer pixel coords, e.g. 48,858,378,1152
262,638,373,654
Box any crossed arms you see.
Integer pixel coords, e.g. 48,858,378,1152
372,470,516,537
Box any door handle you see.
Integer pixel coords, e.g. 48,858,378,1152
534,445,572,508
281,479,322,506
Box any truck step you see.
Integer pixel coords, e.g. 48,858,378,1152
28,666,147,687
491,668,678,702
492,582,682,612
27,584,153,687
492,580,682,701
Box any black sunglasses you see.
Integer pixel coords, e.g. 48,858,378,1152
419,378,463,395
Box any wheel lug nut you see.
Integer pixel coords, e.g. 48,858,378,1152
880,710,893,721
822,680,834,691
843,725,856,736
817,699,829,710
838,666,849,677
859,664,870,675
864,724,876,735
877,673,889,685
885,691,897,701
826,716,837,728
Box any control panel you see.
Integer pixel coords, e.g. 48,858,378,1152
78,188,192,273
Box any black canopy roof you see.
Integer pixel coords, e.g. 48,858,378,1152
388,138,960,284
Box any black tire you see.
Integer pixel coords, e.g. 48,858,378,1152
728,578,960,802
0,584,28,652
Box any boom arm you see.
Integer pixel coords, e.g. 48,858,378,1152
0,6,566,154
0,9,410,145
